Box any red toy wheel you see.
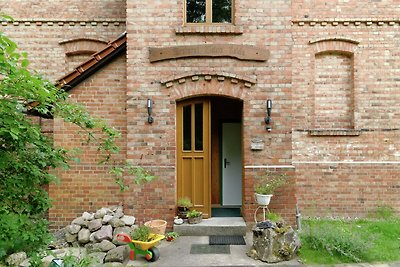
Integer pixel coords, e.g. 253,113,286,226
145,252,152,261
146,247,160,262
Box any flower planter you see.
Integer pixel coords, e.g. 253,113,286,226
188,215,202,224
144,220,167,235
177,206,189,219
255,193,273,206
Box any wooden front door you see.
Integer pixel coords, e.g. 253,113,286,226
177,99,211,218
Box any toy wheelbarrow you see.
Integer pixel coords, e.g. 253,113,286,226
116,233,164,262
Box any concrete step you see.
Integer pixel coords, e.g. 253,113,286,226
173,217,247,236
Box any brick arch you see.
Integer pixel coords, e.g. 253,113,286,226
59,38,108,56
160,72,256,101
309,37,359,55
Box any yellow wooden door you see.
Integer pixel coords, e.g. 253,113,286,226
177,99,211,218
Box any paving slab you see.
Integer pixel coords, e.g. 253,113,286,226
125,232,303,266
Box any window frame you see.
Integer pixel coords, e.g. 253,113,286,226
184,0,234,25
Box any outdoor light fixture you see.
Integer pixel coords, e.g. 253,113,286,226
147,98,154,124
265,99,272,131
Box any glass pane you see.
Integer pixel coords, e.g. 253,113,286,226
212,0,232,23
186,0,206,23
183,105,192,151
195,103,203,151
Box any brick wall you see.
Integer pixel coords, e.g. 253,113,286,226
49,55,127,230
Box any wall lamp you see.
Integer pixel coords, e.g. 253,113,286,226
147,98,154,124
265,99,272,131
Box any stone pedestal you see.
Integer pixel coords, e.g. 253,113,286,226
247,222,301,263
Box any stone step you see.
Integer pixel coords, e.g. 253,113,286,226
173,217,247,236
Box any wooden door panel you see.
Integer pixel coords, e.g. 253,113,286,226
177,100,210,218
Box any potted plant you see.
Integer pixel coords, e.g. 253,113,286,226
187,209,202,224
177,197,192,219
165,231,179,242
255,172,288,206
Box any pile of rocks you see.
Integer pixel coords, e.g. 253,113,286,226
49,206,137,266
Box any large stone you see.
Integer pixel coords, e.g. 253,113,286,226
88,219,103,232
95,208,109,219
104,246,129,263
82,212,95,221
89,232,96,243
86,243,102,254
67,224,82,234
102,214,114,224
114,206,124,219
120,215,135,226
112,227,132,245
65,232,78,243
247,224,301,263
109,218,125,228
97,240,116,252
94,225,113,241
88,252,106,266
5,252,27,267
78,228,91,244
71,216,86,226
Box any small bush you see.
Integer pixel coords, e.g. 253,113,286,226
0,213,51,261
131,225,151,242
265,212,282,223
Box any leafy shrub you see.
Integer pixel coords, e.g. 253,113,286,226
300,219,371,263
131,225,152,242
0,213,51,260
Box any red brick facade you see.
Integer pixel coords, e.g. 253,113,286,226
1,1,399,229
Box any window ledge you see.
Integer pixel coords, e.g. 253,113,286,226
175,25,243,35
308,129,361,136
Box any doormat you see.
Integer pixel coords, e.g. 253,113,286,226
209,235,246,245
211,207,241,217
190,244,230,254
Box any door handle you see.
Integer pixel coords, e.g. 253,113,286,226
224,158,230,168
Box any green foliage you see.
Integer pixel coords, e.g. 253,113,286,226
0,213,51,260
187,209,202,218
265,212,282,223
131,225,152,242
62,254,92,267
299,218,373,264
255,172,288,195
177,197,192,208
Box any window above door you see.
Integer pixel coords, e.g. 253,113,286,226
185,0,233,24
